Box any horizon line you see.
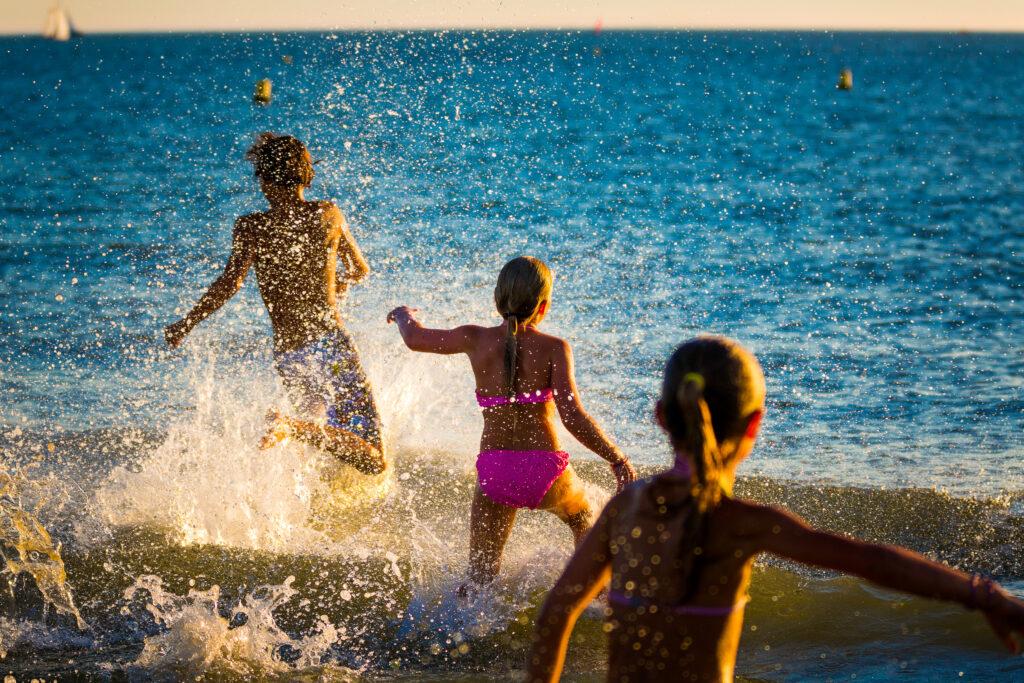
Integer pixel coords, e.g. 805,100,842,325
4,26,1024,37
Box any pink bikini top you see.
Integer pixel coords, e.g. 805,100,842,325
476,388,555,409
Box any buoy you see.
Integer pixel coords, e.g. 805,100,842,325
837,68,853,91
253,78,272,104
281,54,293,65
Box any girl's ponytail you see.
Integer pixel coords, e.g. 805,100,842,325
655,336,766,600
493,257,553,397
677,372,722,513
504,314,520,396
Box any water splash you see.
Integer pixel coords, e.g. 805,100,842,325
0,466,86,630
92,351,391,552
124,574,350,677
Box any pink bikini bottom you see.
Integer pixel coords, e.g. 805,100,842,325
476,449,569,509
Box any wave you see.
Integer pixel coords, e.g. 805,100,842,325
2,348,1023,679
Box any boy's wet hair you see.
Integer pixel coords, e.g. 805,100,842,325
246,132,315,187
494,256,553,396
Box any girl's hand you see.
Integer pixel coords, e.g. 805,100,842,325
611,458,637,493
386,306,419,324
983,590,1024,654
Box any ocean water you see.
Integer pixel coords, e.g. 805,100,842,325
0,30,1022,680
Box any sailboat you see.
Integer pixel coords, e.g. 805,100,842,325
42,5,82,41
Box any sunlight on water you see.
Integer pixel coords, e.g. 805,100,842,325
0,467,85,630
0,28,1021,680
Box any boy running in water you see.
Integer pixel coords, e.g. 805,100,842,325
165,133,385,475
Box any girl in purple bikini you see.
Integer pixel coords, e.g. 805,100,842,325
527,335,1024,682
387,256,637,587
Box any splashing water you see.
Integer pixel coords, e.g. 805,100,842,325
124,574,349,677
0,466,85,630
92,347,392,553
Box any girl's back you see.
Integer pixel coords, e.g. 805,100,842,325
603,473,756,681
467,325,564,452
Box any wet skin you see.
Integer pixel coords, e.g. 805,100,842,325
165,183,385,475
528,418,1024,682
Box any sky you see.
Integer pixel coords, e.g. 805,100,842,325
3,0,1023,34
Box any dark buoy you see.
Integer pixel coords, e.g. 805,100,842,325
837,68,853,91
253,78,272,105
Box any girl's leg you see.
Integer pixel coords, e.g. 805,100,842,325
538,464,594,545
468,486,518,585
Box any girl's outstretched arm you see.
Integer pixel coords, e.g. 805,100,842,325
527,502,614,682
551,340,637,490
386,306,480,354
752,502,1024,652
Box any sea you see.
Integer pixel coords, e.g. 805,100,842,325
0,29,1022,681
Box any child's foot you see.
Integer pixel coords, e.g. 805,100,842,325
260,410,292,449
456,581,480,602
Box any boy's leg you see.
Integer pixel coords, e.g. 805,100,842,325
261,410,385,475
268,331,386,475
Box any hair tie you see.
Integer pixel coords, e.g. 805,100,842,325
682,372,705,392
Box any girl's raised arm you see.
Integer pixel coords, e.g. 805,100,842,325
386,306,480,355
527,502,615,682
752,502,1024,652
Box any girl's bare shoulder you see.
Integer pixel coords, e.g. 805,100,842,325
529,329,572,356
715,496,794,541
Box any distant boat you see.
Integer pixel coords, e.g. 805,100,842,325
43,5,82,41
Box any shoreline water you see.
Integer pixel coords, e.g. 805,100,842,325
2,443,1022,679
1,29,1022,678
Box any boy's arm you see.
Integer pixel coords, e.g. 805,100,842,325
329,205,370,293
165,218,254,347
753,503,1024,652
385,306,478,354
527,502,614,682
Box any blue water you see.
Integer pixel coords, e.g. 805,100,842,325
1,31,1023,680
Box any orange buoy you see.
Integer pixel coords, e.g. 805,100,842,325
253,78,272,104
837,68,853,91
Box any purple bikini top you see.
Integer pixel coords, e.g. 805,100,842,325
476,387,554,409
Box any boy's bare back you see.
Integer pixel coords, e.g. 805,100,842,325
238,200,366,354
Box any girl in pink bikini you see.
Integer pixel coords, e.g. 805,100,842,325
387,256,637,586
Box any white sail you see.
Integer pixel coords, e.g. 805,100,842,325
43,6,72,41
